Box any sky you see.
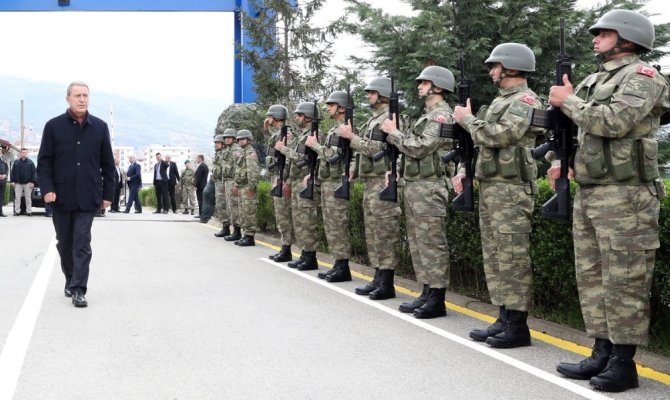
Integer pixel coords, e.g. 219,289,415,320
0,0,667,128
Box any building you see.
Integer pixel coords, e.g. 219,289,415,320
112,146,135,172
142,144,192,173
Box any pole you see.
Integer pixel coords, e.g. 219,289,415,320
20,99,24,148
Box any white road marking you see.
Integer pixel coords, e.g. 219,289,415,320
261,258,614,400
0,238,57,400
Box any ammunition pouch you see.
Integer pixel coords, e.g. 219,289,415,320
403,153,442,180
475,146,537,181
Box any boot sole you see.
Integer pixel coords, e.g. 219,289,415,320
485,339,531,349
469,333,491,342
590,380,639,392
413,311,447,319
326,276,352,283
556,366,598,380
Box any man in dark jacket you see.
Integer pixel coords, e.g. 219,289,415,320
37,82,115,308
165,154,180,213
152,152,170,214
10,148,36,216
193,154,209,217
124,154,142,213
0,144,9,217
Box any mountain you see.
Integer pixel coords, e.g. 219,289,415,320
0,75,224,154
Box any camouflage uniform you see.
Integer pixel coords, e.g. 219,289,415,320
234,143,261,236
222,143,241,228
266,127,294,246
386,100,453,290
564,54,669,345
180,167,197,210
459,83,544,312
212,147,228,226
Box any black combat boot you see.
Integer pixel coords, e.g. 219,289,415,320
318,259,340,279
355,268,380,296
236,235,255,247
190,209,194,215
369,269,396,300
182,208,189,214
485,310,531,348
224,225,242,241
271,245,293,262
399,284,429,313
469,306,507,342
589,345,639,392
413,287,447,318
556,338,613,379
288,250,307,269
297,251,318,271
326,259,352,283
214,225,231,238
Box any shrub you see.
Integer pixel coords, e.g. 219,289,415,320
140,186,156,207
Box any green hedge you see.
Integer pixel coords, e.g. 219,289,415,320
2,183,9,206
255,178,670,355
140,186,156,207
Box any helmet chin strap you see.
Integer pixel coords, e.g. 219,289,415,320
494,68,521,87
597,36,626,62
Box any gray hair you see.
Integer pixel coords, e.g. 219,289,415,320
67,81,89,96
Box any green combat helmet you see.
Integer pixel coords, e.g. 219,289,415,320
236,129,253,141
184,160,191,165
294,102,319,119
415,66,455,92
213,134,225,143
325,90,349,108
267,104,289,120
364,77,392,98
485,43,536,72
589,9,654,51
222,128,237,138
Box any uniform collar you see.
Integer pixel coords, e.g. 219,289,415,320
499,83,529,97
425,99,448,112
372,104,389,118
600,54,639,72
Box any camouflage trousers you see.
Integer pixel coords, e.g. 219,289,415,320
573,184,661,345
290,176,321,251
180,186,197,209
361,177,401,270
404,180,450,288
224,179,239,227
272,176,294,246
214,180,229,226
479,181,534,312
235,185,258,236
320,180,351,260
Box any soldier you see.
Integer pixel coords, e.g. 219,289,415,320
546,10,669,393
381,66,454,318
264,105,295,262
306,90,352,282
231,129,260,247
180,160,197,215
337,78,402,299
222,128,243,241
451,43,544,348
211,134,227,237
275,102,322,271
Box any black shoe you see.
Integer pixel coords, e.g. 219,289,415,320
399,284,430,313
470,306,507,342
200,217,210,223
0,213,6,217
161,210,168,214
123,209,131,214
413,287,446,318
72,289,87,307
486,310,531,348
182,209,190,214
135,210,142,214
215,225,231,238
153,210,161,214
236,235,255,247
369,269,395,300
26,212,32,216
287,251,306,269
224,226,242,241
297,251,318,271
326,259,352,283
64,288,72,297
318,259,341,279
109,210,118,213
355,268,380,295
190,209,194,215
557,338,613,380
589,345,639,392
271,245,293,262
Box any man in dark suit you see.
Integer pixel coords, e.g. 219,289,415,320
37,81,115,307
153,152,170,214
124,154,142,213
164,154,180,213
193,154,209,217
110,157,123,212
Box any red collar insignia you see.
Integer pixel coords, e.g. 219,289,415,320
521,95,536,105
433,115,447,123
637,65,656,77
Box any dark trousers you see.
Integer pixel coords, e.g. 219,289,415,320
154,181,170,211
111,182,122,211
0,181,5,214
196,188,204,215
126,184,142,211
168,183,177,212
52,210,95,293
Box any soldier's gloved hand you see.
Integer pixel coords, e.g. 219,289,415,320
451,174,465,194
337,121,354,140
547,164,574,191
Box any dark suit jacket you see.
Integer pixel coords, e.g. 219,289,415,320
194,162,209,191
37,111,115,212
152,161,168,186
167,161,180,186
127,162,142,188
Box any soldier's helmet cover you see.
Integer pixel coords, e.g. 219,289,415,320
485,43,536,72
365,77,392,98
266,104,289,120
236,129,254,140
222,128,237,138
415,66,455,92
589,9,654,51
325,90,349,108
294,102,319,119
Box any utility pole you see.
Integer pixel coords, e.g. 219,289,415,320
110,103,115,147
20,99,24,148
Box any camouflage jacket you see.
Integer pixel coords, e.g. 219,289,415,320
212,148,223,182
562,55,670,185
222,144,241,181
180,168,195,189
234,144,260,188
314,119,345,182
265,126,291,177
351,105,390,179
280,126,314,179
459,83,544,184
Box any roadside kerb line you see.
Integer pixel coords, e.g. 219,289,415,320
0,237,57,400
260,257,614,400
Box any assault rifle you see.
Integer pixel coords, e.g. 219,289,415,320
378,76,401,203
333,85,354,200
269,125,288,198
528,18,576,221
439,51,475,212
299,100,320,199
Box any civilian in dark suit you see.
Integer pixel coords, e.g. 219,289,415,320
164,154,180,213
37,82,115,307
193,154,209,217
110,157,123,212
124,155,142,213
153,152,170,214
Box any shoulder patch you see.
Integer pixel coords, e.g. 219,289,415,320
623,78,652,99
520,94,536,105
637,65,656,78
